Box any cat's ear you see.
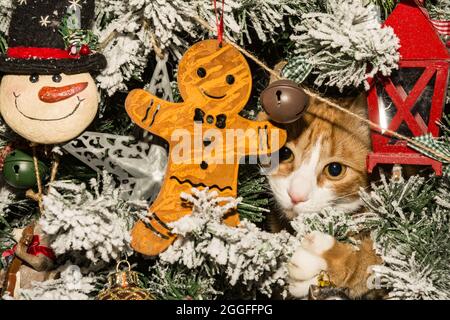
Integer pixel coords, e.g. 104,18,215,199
348,93,368,116
270,61,288,83
347,93,370,141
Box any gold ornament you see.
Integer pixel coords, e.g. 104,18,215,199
317,270,334,288
97,260,153,300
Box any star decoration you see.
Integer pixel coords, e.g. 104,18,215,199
18,0,27,5
112,153,167,201
62,132,168,202
68,0,82,11
39,16,51,27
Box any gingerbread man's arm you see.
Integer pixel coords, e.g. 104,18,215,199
125,89,184,141
231,116,287,156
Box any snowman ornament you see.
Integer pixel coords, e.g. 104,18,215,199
0,73,99,144
0,0,106,145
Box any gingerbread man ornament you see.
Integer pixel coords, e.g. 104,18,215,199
126,40,287,256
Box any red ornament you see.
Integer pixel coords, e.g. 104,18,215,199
366,0,450,176
79,45,91,56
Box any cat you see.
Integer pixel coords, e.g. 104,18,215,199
263,93,383,299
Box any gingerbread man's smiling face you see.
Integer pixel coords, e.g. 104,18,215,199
177,40,252,114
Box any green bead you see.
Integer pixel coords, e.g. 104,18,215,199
2,150,49,189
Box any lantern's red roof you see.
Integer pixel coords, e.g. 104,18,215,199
384,0,450,60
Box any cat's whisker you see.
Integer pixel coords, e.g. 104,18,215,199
330,192,361,203
331,188,371,204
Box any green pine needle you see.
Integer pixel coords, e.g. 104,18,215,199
59,16,99,50
237,165,271,223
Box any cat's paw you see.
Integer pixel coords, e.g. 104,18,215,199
288,247,327,281
288,249,324,298
288,231,336,298
301,231,335,255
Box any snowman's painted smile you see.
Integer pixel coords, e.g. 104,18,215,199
13,92,84,122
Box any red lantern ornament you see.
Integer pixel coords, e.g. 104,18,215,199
366,0,450,176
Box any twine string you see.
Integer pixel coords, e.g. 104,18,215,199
32,145,44,215
193,15,450,164
28,146,61,215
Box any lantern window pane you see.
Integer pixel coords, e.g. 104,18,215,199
390,68,425,97
376,82,396,132
375,67,437,145
410,73,436,131
388,122,413,145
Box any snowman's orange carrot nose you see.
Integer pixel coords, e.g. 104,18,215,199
38,82,88,103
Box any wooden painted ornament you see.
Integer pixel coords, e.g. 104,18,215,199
2,149,49,189
125,39,287,256
260,80,309,124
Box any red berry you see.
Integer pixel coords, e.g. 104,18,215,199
79,45,91,55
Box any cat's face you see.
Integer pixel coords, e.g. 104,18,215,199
267,95,370,220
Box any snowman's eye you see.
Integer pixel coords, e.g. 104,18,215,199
29,74,39,83
52,74,62,83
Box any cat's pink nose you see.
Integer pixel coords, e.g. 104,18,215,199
288,191,308,205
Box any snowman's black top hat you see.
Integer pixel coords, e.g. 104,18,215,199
0,0,106,75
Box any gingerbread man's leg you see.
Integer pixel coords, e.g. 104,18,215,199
131,220,177,256
131,181,193,256
131,182,239,256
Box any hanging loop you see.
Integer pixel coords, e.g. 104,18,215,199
213,0,225,46
116,260,132,272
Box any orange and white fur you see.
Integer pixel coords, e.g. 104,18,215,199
266,94,382,299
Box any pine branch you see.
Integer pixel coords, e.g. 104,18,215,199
361,174,450,300
237,165,270,223
409,115,450,175
145,263,221,300
291,0,400,91
157,188,299,298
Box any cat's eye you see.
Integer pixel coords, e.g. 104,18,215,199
52,74,62,83
279,147,294,163
197,67,207,78
226,75,235,85
29,74,39,83
325,162,346,179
